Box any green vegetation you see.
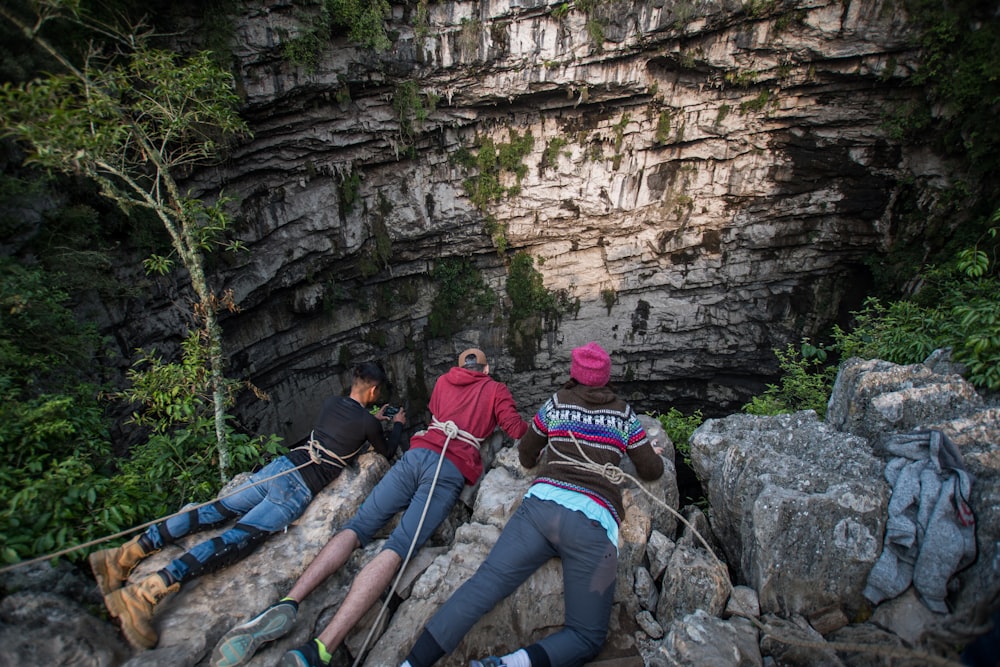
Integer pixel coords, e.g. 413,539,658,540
0,262,281,563
357,198,393,278
506,252,564,369
454,129,535,211
413,0,431,43
0,4,285,563
743,340,838,418
508,252,560,325
283,0,392,70
540,137,569,173
393,81,438,147
459,18,482,58
427,258,497,338
653,408,704,466
725,69,758,87
904,0,1000,191
601,288,617,314
655,111,672,144
745,209,1000,416
740,89,775,114
612,113,630,170
338,168,362,217
485,215,510,254
834,254,1000,391
585,19,605,48
0,5,252,481
743,0,779,18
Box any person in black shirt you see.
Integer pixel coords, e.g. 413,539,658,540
90,362,407,651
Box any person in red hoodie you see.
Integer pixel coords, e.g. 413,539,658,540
211,348,529,667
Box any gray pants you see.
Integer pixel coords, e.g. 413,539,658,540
426,495,617,667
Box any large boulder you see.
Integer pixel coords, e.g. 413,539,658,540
689,410,888,626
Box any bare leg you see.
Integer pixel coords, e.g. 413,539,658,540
316,549,402,651
287,529,361,602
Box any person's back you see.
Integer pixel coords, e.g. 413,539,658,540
521,378,663,525
412,348,528,485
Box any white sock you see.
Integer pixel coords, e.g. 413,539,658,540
500,649,531,667
400,662,412,667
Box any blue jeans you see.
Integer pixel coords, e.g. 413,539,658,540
146,456,313,583
425,496,617,666
344,448,466,558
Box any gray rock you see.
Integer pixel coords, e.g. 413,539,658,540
646,530,676,582
0,592,129,667
758,614,845,667
690,410,888,623
651,609,762,667
826,357,985,449
636,609,665,640
825,622,923,667
725,586,761,621
656,542,730,627
635,566,659,612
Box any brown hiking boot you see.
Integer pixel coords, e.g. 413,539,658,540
89,534,153,596
104,572,180,650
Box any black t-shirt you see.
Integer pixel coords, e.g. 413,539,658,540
287,395,402,496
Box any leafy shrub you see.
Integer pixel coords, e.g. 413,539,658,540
832,207,999,391
427,258,496,339
743,341,838,418
0,261,283,563
0,385,114,563
456,129,534,211
653,408,704,465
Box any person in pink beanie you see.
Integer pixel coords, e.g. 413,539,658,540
401,341,665,667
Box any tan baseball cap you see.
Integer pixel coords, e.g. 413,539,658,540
458,348,488,367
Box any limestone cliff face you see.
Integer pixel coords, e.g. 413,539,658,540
125,0,952,443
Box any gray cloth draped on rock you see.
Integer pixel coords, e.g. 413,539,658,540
863,430,976,613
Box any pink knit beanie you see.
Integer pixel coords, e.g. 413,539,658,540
570,341,611,386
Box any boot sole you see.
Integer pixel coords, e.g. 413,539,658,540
89,551,123,597
105,590,157,650
211,604,297,667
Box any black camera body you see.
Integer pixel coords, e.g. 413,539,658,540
383,405,400,418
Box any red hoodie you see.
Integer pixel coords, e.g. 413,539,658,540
411,366,528,484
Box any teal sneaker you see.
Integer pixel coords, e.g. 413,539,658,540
210,599,298,667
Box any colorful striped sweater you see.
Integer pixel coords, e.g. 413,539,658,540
519,380,665,524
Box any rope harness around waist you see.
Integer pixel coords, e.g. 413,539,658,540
547,431,626,484
427,417,484,451
292,430,363,469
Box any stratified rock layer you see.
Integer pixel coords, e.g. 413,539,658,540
91,0,957,445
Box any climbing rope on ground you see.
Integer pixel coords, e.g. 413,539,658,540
0,434,339,576
549,431,964,667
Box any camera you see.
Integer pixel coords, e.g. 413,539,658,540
383,405,400,418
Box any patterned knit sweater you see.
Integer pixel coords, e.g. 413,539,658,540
519,380,665,524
